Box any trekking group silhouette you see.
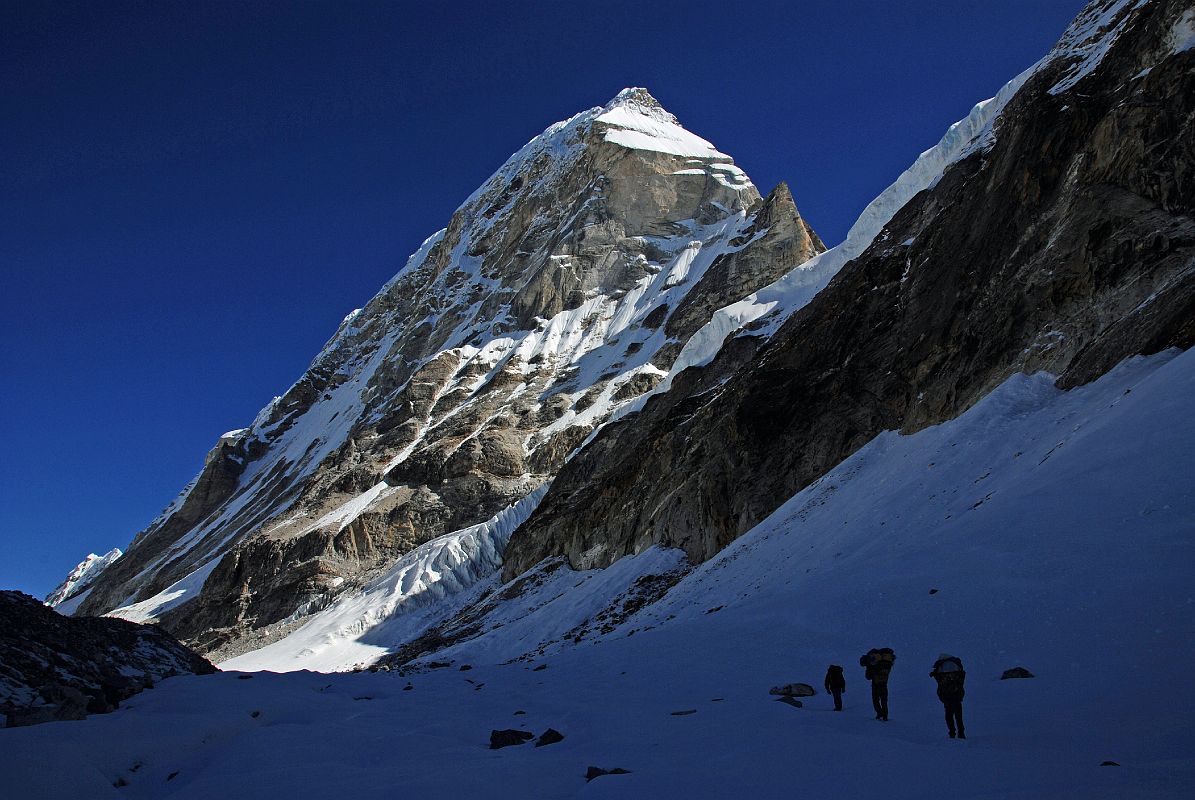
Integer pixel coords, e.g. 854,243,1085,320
822,649,967,738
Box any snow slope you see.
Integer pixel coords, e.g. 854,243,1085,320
4,348,1191,798
222,486,550,672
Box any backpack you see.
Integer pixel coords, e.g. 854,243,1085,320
933,656,965,698
934,656,963,673
864,648,895,667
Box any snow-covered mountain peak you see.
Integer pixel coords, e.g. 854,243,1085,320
72,87,823,658
44,548,122,610
454,87,742,236
604,86,663,111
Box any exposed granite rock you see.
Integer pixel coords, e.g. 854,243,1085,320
0,591,215,727
503,0,1195,579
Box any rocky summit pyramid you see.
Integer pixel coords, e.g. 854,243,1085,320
57,88,824,658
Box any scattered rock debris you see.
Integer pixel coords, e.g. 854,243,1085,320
586,766,631,781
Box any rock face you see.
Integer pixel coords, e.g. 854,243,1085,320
0,591,215,727
502,0,1195,578
70,88,823,657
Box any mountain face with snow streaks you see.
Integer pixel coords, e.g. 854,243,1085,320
14,3,1194,795
502,0,1195,578
62,89,823,658
47,0,1193,680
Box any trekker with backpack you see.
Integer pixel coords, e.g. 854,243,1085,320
930,654,966,738
860,648,895,721
824,664,846,711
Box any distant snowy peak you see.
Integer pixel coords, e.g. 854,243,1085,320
45,549,122,608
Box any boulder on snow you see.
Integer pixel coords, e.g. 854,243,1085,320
489,729,534,749
1001,667,1035,680
769,682,816,697
585,766,631,781
535,728,564,747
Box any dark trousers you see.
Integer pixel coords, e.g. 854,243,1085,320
942,697,964,735
871,683,888,719
830,688,842,711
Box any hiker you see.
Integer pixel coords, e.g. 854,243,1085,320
860,648,895,721
824,664,846,711
930,654,966,738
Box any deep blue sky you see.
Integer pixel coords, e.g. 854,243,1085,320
1,0,1084,599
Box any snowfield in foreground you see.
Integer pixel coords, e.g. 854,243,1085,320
3,348,1193,798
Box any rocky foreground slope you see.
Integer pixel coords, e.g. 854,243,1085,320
0,591,214,727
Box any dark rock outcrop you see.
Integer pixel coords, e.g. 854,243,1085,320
503,0,1195,579
489,728,534,749
1001,667,1035,680
0,591,215,727
586,766,632,781
535,728,565,746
